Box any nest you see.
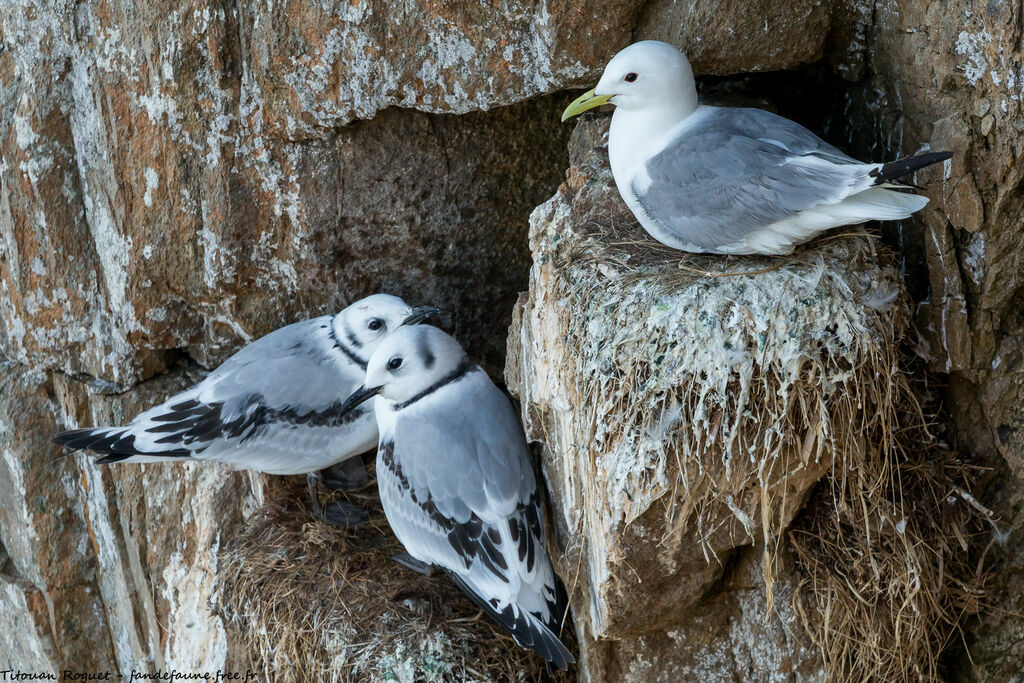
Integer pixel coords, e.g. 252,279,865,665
217,468,575,682
513,122,991,679
788,383,993,680
527,147,914,571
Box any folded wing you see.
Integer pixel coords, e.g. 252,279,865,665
53,317,375,473
635,107,881,250
378,373,573,668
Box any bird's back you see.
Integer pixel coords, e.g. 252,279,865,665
623,105,941,254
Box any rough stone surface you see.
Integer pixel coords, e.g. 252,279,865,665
0,0,833,387
0,1,572,384
579,548,824,682
0,358,254,672
242,0,637,133
635,0,831,74
1,0,1021,678
0,361,115,671
813,2,1024,678
506,120,909,680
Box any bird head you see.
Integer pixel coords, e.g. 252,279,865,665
562,41,697,121
339,325,469,412
332,294,440,361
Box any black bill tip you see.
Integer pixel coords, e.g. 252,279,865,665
401,306,441,326
338,385,384,417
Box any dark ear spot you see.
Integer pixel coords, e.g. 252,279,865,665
344,321,362,348
417,335,435,369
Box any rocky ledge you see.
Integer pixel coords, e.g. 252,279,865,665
506,120,986,681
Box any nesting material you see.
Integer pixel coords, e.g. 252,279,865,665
508,121,910,637
788,409,989,680
506,120,987,677
217,472,574,682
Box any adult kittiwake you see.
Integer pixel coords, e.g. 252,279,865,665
52,294,439,527
337,325,575,668
562,40,951,255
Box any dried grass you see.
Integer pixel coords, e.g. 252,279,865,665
217,468,575,682
788,378,992,680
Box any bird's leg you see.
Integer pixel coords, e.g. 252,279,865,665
320,501,369,528
307,471,369,528
393,552,436,577
306,471,325,518
319,456,370,492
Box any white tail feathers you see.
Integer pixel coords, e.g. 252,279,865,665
738,188,931,255
833,187,930,221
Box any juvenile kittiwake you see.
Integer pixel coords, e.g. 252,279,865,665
337,325,575,668
562,40,952,255
52,294,439,526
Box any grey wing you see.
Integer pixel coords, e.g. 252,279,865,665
378,431,570,664
381,373,554,609
203,316,365,416
635,107,873,249
55,317,376,472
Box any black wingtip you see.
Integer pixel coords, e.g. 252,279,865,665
872,151,953,184
94,454,135,464
548,577,575,652
51,434,73,447
447,572,575,669
52,428,104,450
52,429,110,463
51,427,192,461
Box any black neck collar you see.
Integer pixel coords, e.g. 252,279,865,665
393,360,476,411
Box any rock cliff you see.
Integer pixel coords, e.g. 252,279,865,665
1,0,1020,680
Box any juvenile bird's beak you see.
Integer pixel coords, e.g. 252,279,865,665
561,89,614,122
401,306,441,326
338,385,383,417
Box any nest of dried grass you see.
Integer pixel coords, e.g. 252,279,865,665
513,121,991,679
217,467,575,682
788,377,992,681
528,141,913,572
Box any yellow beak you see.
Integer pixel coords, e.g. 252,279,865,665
561,88,614,122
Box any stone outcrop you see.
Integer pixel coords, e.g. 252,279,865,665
635,0,831,74
1,1,573,383
0,359,253,670
505,120,933,680
0,0,833,386
825,4,1024,678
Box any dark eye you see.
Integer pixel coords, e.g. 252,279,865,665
387,357,403,371
367,318,384,331
624,72,638,83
